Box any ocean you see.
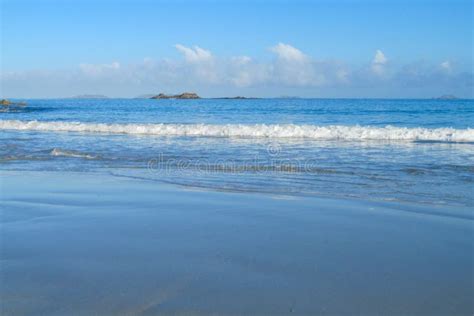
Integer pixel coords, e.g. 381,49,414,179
1,98,473,207
2,97,474,315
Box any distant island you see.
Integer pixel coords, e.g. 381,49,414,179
72,94,109,99
150,92,200,99
434,94,458,100
213,96,260,100
148,93,262,100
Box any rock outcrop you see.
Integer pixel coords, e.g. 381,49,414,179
214,96,258,99
1,99,26,106
150,92,200,99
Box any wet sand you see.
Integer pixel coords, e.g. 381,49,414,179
0,171,473,315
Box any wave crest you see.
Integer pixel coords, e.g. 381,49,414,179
1,120,473,143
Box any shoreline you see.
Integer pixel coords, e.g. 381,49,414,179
2,97,474,101
1,170,473,315
3,168,474,216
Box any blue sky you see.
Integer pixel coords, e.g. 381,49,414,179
1,0,473,98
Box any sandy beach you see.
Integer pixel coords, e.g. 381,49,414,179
1,170,472,315
2,0,473,314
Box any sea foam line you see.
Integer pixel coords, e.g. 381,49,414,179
1,120,473,142
50,148,97,159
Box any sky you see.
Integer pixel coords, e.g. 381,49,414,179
1,0,473,98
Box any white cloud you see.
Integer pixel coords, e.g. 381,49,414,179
175,44,213,63
231,56,252,65
269,43,324,86
373,50,387,65
440,60,452,72
371,50,388,75
173,44,218,83
336,69,349,83
270,43,307,62
1,44,472,98
79,61,120,76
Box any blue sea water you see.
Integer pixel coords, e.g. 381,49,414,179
1,98,473,207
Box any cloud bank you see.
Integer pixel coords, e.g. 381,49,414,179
1,43,472,98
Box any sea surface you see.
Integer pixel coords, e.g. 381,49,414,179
1,98,473,207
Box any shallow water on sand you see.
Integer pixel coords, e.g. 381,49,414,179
1,171,473,315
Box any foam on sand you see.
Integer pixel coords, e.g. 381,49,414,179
1,120,473,143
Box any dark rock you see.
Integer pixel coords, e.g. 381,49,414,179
151,92,200,99
213,96,260,99
1,99,26,106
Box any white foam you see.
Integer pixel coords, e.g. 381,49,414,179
1,120,473,143
50,148,96,159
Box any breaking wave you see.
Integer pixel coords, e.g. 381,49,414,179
1,120,473,143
